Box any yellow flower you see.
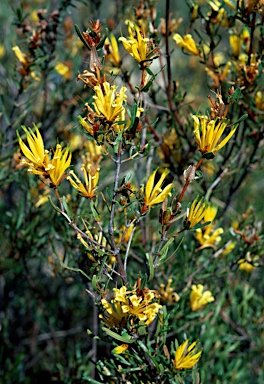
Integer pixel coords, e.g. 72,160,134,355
255,91,264,111
143,169,173,213
112,344,129,354
99,297,129,329
238,255,259,273
159,278,180,304
119,21,159,65
104,34,121,67
85,140,103,164
205,61,232,87
67,161,100,199
48,144,71,186
174,340,202,370
229,34,242,57
196,226,223,247
221,241,236,255
185,196,207,230
93,81,127,123
12,46,28,65
196,205,224,247
173,34,199,55
0,44,5,59
100,286,162,328
119,290,162,326
190,284,215,311
55,62,71,79
192,115,237,155
17,125,50,176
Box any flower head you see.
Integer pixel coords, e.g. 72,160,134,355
238,254,259,273
55,62,71,79
48,144,72,186
185,196,208,230
67,160,100,199
17,125,50,176
104,34,121,67
196,204,224,247
92,81,127,123
119,21,159,66
190,284,215,311
192,115,237,155
159,278,180,304
174,339,202,370
100,285,162,328
173,34,199,55
142,169,174,213
12,46,28,65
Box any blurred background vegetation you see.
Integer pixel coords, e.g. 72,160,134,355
0,0,264,383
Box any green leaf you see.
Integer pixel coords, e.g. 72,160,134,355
48,196,61,212
202,151,215,159
102,327,135,343
90,201,100,221
195,170,203,179
62,196,72,217
230,114,248,126
145,253,155,281
157,237,184,266
228,88,242,103
74,24,91,50
190,221,211,231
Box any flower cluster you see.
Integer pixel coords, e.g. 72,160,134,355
100,286,162,328
18,125,71,187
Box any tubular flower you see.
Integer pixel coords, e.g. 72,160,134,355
255,91,264,111
238,254,259,273
12,46,28,65
67,160,100,199
119,21,159,65
185,196,208,230
173,34,199,55
159,278,180,304
100,286,162,328
48,144,72,186
17,125,50,176
190,284,215,311
120,291,162,326
143,169,174,213
174,340,202,370
99,299,129,329
55,62,71,79
104,34,121,67
92,81,127,123
229,34,242,57
192,115,237,155
196,205,224,247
